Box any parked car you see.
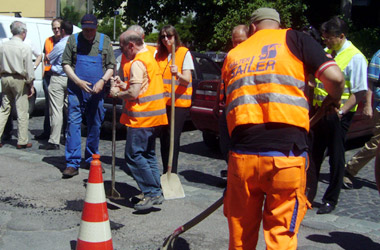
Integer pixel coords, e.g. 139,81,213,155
102,50,221,129
0,15,81,114
190,80,375,150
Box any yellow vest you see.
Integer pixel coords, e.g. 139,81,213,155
313,42,367,112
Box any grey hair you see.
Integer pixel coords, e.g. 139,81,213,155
127,25,145,38
10,21,27,35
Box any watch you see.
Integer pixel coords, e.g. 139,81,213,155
338,109,344,115
101,77,107,83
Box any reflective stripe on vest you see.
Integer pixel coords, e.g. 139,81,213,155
44,36,55,72
120,50,168,128
156,46,193,107
313,42,367,112
223,29,308,135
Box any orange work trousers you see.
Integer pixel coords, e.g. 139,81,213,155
224,150,309,250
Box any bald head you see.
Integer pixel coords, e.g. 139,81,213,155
232,25,249,47
127,25,145,39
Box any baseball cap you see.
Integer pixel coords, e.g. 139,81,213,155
81,14,97,29
250,8,280,24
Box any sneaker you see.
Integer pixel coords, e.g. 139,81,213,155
134,196,154,211
134,195,164,210
152,195,165,205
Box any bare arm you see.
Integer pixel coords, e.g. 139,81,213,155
34,54,42,69
318,65,345,103
363,80,374,119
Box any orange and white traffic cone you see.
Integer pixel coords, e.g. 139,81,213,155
76,154,113,250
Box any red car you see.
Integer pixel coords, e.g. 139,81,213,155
190,80,374,150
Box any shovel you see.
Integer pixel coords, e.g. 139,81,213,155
106,74,122,200
160,43,185,200
161,196,224,249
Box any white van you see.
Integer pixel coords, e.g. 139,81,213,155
0,15,81,113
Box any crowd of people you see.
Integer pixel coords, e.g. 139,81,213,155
1,8,380,250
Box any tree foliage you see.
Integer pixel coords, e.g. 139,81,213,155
93,0,308,51
61,5,82,27
97,15,124,42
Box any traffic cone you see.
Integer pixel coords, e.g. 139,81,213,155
76,154,113,250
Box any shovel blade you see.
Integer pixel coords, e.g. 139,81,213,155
161,173,185,200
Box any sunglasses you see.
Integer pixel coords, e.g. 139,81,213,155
160,34,174,40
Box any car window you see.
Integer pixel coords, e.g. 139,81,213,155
193,55,221,80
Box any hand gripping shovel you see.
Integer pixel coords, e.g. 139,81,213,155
160,43,185,200
106,74,122,200
161,196,224,249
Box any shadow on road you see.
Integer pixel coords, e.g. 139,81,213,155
307,231,380,250
180,142,223,160
42,156,66,172
180,170,226,189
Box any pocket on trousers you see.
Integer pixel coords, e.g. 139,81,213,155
272,157,303,190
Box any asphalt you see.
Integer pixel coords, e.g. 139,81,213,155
0,116,379,249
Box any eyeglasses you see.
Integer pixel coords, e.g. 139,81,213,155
160,34,174,40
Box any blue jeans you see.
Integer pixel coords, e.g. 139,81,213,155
65,92,104,168
125,126,162,197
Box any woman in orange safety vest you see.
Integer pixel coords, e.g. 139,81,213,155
155,25,194,174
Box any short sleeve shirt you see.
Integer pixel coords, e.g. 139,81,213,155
62,32,116,72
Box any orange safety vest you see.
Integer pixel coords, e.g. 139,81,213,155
120,50,168,128
44,36,55,72
223,29,309,136
156,46,193,107
120,44,157,76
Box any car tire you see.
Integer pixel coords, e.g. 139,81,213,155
202,131,220,150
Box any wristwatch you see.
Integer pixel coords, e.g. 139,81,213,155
338,109,344,115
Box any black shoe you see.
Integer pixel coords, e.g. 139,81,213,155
34,133,49,140
342,171,354,189
39,143,60,150
62,167,79,178
317,202,335,214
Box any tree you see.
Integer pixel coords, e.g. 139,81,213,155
97,15,124,42
92,0,306,51
61,5,82,26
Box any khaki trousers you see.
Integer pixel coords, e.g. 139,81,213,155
48,75,67,145
0,75,29,145
346,109,380,176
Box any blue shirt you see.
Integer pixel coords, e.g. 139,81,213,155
368,49,380,111
48,36,69,76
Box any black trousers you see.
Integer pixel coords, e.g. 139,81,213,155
307,112,354,206
160,106,189,174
